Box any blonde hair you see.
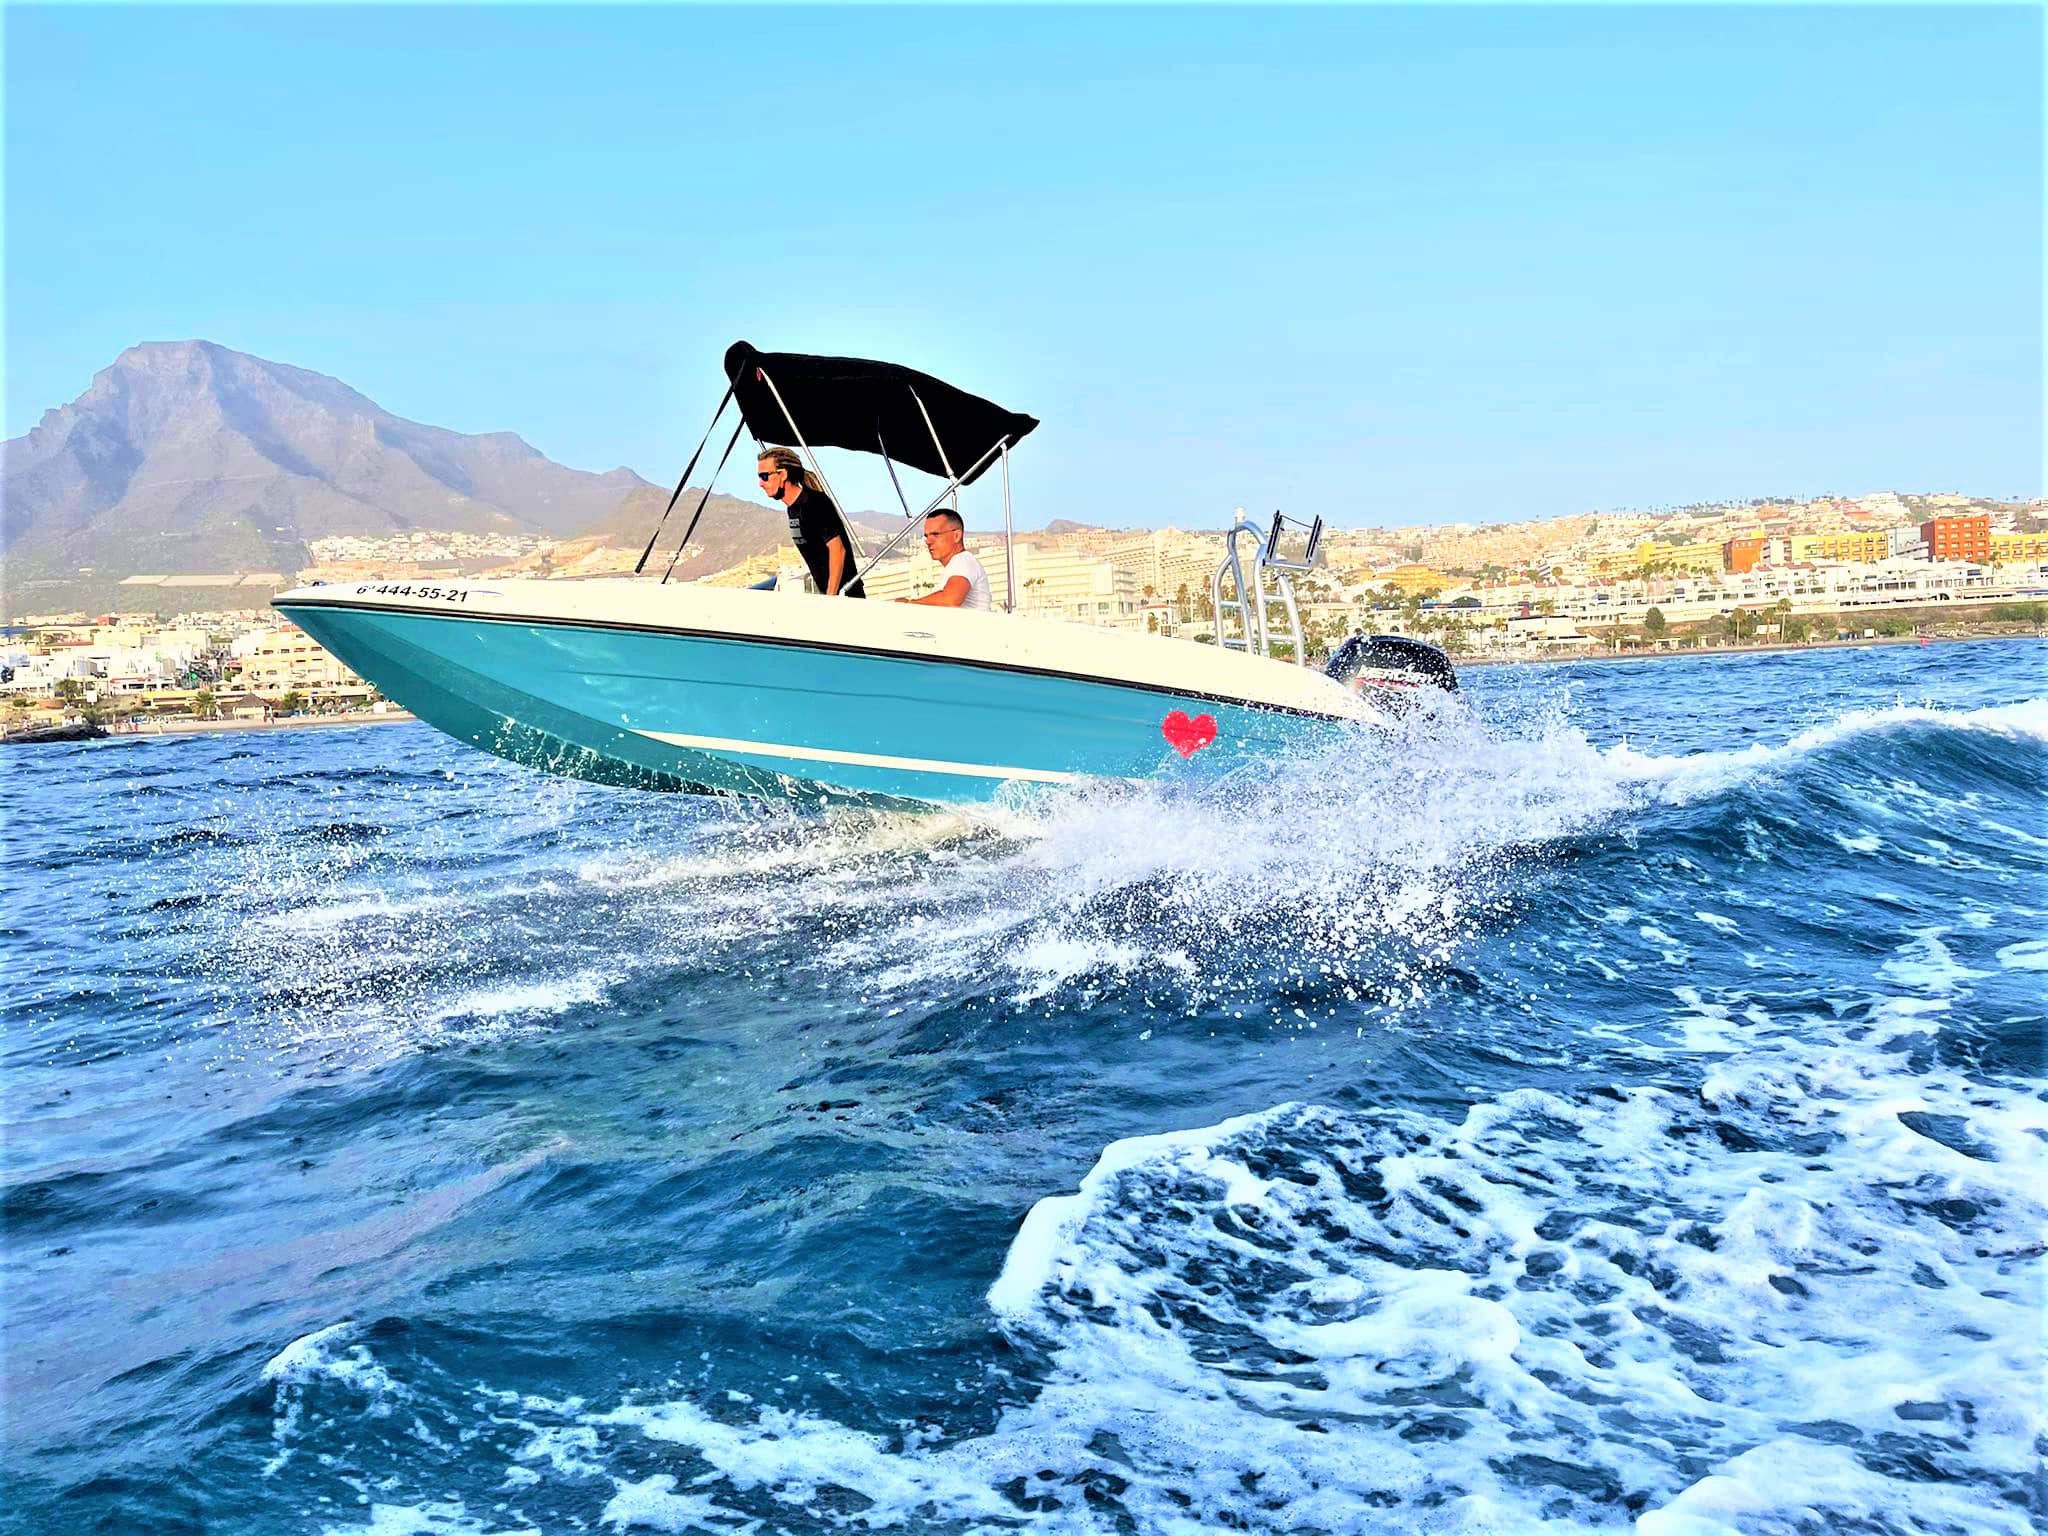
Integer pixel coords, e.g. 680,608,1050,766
757,445,822,494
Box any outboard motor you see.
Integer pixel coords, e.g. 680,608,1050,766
1324,633,1459,710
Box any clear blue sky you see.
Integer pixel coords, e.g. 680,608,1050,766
6,4,2041,529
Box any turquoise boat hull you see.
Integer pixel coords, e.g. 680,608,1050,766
277,596,1349,807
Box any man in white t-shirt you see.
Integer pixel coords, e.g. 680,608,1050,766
896,508,994,612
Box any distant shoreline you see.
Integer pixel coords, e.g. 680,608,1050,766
1458,629,2041,669
19,631,2040,748
105,711,417,739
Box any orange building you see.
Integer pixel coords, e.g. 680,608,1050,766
1921,515,1990,563
1724,536,1768,574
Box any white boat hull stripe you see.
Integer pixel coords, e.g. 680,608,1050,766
631,728,1088,783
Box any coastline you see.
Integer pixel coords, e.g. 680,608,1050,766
14,632,2041,746
106,711,418,738
1456,628,2042,669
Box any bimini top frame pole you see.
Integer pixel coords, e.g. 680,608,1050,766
907,387,958,503
915,379,1012,608
847,435,1008,592
999,441,1015,612
752,363,869,566
635,379,736,577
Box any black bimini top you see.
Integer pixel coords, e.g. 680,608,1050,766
724,341,1038,486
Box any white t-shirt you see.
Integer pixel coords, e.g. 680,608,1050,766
942,550,994,612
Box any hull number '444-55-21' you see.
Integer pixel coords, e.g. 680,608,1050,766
354,584,473,603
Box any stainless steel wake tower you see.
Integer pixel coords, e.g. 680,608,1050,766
1212,509,1323,662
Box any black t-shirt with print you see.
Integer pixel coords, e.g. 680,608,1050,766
785,487,865,598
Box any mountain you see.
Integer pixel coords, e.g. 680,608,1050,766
2,340,650,590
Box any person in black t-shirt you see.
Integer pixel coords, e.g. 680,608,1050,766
757,447,865,598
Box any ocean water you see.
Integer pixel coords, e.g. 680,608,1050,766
3,638,2043,1536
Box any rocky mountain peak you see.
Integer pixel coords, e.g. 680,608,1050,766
3,341,655,599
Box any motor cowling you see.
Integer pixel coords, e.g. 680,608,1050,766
1324,633,1459,707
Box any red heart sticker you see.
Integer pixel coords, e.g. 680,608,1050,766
1161,709,1218,758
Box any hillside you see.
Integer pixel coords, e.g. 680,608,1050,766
525,486,909,580
2,340,650,599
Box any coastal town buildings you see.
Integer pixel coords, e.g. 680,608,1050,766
7,493,2043,726
862,539,1148,628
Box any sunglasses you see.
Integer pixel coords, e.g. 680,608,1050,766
757,469,782,481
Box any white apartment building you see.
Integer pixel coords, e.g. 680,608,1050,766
232,624,360,693
1095,528,1225,603
0,625,214,696
1433,559,2048,637
858,542,1144,629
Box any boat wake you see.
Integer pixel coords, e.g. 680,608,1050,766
199,690,2048,1535
174,694,2048,1067
252,905,2046,1535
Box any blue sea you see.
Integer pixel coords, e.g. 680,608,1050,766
4,638,2043,1536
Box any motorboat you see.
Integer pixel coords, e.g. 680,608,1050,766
274,344,1455,807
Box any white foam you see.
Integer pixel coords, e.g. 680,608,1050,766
1639,1439,2037,1536
600,1474,749,1531
1606,697,2048,804
595,1398,1019,1527
323,1502,536,1536
257,891,453,933
971,917,2048,1528
1878,928,1986,995
1005,933,1163,1002
990,1109,1279,1319
425,971,612,1024
264,1322,409,1477
1995,938,2048,971
263,1321,405,1403
510,1423,606,1480
972,1051,2046,1530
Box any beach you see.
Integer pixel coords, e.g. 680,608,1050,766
104,710,418,738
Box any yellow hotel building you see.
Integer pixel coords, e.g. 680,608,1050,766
1990,532,2048,563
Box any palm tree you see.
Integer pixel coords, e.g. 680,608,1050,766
192,689,218,720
